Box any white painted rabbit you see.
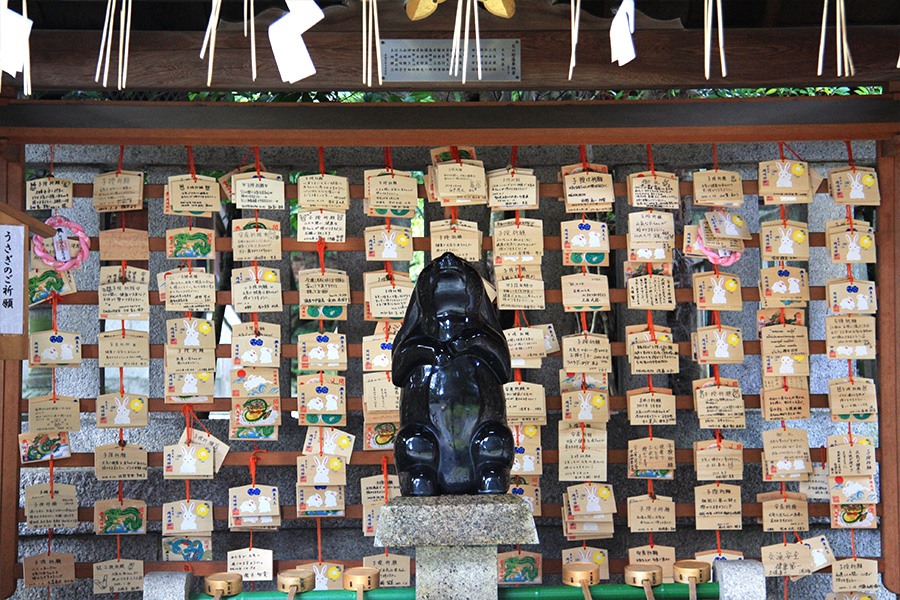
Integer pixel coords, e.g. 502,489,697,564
848,172,865,199
771,280,788,294
653,247,666,260
309,346,326,360
713,330,730,359
183,320,200,346
181,374,198,394
722,215,739,236
779,355,795,374
313,456,330,484
570,233,588,247
180,502,197,530
577,392,593,421
241,348,260,364
835,346,853,356
588,230,604,247
308,396,325,411
585,485,603,513
372,353,390,368
59,344,74,360
856,293,870,311
511,457,521,472
521,455,535,472
40,347,59,360
324,394,339,412
522,495,535,514
258,347,273,364
322,430,340,455
326,343,339,360
257,494,272,513
307,493,324,508
845,233,861,261
180,445,197,474
239,499,257,513
778,227,794,255
324,490,338,508
635,248,653,259
113,397,131,425
788,278,801,294
776,161,793,188
243,373,272,393
839,296,856,311
313,565,328,591
381,231,398,259
711,278,727,304
854,346,868,357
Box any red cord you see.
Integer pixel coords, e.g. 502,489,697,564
116,145,124,176
318,146,326,176
645,145,656,178
845,140,856,172
187,146,197,182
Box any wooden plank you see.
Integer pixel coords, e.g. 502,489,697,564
878,148,900,594
19,393,833,414
45,447,882,468
19,23,900,93
2,96,898,146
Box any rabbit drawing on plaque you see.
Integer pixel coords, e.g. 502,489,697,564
324,490,338,508
577,392,593,421
326,343,340,361
257,494,272,513
711,278,727,304
322,429,340,455
313,456,330,484
180,502,197,530
59,344,74,360
181,374,198,394
241,348,260,364
779,355,795,374
713,330,730,359
307,396,325,411
180,446,197,474
776,162,793,188
839,296,856,311
570,233,588,247
845,234,861,261
40,347,59,360
258,347,273,364
313,565,328,591
848,172,865,199
382,231,398,259
778,227,794,255
771,280,788,294
588,230,604,248
307,493,324,508
239,499,257,513
392,252,514,496
585,485,603,513
183,320,200,346
113,397,131,425
309,346,326,360
372,353,391,368
856,293,870,311
722,215,739,237
324,394,339,412
788,278,801,295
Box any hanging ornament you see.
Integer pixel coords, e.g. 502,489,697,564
703,0,727,79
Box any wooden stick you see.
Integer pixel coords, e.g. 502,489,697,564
367,0,374,86
117,0,124,89
473,0,482,80
123,0,132,88
568,0,576,79
243,0,248,36
200,0,216,58
22,0,31,96
373,0,382,85
102,0,116,87
207,0,220,86
835,0,842,76
450,0,463,75
361,0,367,84
250,0,257,80
703,0,711,80
840,0,854,76
462,0,472,84
642,580,656,600
816,0,828,76
95,0,113,81
716,0,727,76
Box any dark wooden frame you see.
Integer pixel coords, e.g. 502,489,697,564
1,94,899,597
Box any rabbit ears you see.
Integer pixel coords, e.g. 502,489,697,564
180,502,195,512
183,319,197,330
114,396,127,407
313,455,325,466
181,445,195,456
779,227,792,235
845,233,859,242
777,161,791,172
713,330,725,341
313,565,326,575
381,230,395,242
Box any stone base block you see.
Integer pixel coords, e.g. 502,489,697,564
143,570,193,600
713,559,766,600
416,545,497,600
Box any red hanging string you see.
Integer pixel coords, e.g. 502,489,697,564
783,577,788,600
385,261,396,288
187,146,197,182
318,147,326,176
578,145,589,172
515,210,520,228
185,479,190,503
317,237,327,275
116,532,121,561
384,147,394,177
384,321,391,342
781,481,787,501
518,310,530,328
848,422,853,446
647,374,654,395
793,531,803,544
713,309,722,331
714,428,722,450
510,146,518,176
713,364,721,387
580,311,589,338
715,529,722,556
450,146,462,165
518,265,524,281
779,204,788,227
850,529,857,560
514,368,522,384
51,367,56,402
645,145,656,178
580,422,586,453
116,145,124,176
237,147,254,169
319,319,325,334
648,480,655,501
848,359,854,385
648,531,654,548
249,448,267,487
118,480,123,504
118,366,125,396
783,143,804,161
316,517,323,564
253,146,262,179
385,216,391,232
648,424,653,440
646,311,656,341
844,141,856,172
318,426,324,456
778,142,785,162
51,292,58,333
712,143,718,172
514,425,520,447
450,206,458,228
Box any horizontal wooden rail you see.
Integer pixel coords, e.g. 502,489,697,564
17,394,834,413
44,448,882,469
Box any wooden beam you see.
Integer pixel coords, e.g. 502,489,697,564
10,24,900,93
0,202,55,237
0,96,897,146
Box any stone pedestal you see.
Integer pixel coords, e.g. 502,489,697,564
375,495,539,600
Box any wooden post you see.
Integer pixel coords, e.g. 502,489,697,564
0,140,25,600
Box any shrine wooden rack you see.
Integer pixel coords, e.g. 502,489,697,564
0,94,898,597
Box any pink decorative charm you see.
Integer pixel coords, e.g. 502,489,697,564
31,216,90,271
695,224,742,266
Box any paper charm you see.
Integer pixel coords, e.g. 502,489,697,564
269,0,324,83
449,0,484,83
610,0,635,66
93,0,134,89
817,0,855,77
702,0,727,79
361,0,384,86
0,5,34,95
